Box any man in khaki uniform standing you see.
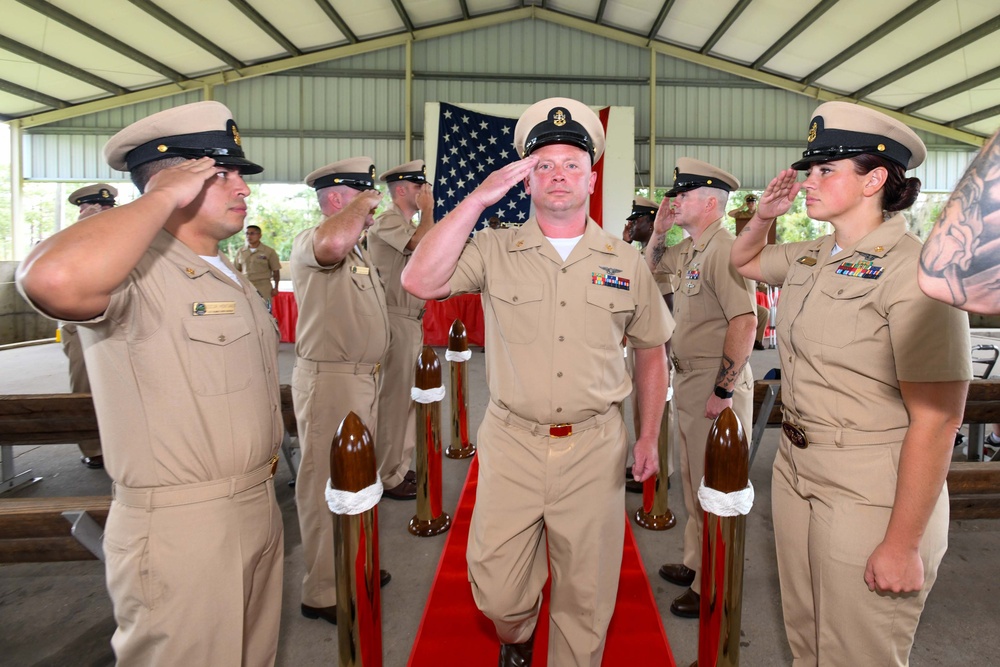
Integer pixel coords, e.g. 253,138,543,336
646,158,757,618
366,159,435,499
403,97,673,666
17,101,284,666
233,224,282,307
62,183,119,469
291,157,392,625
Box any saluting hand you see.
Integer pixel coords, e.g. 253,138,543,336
144,157,228,211
416,183,435,212
756,169,800,221
347,189,384,228
470,157,539,209
653,197,677,234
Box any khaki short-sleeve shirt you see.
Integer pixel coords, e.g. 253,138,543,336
18,230,283,488
234,242,281,284
290,225,390,364
653,219,756,360
368,204,425,312
759,214,972,431
448,218,674,425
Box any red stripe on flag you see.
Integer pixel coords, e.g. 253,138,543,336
589,106,611,227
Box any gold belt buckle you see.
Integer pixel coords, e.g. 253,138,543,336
269,454,280,477
781,422,809,449
373,362,381,376
549,423,572,438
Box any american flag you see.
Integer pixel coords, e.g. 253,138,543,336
433,102,531,231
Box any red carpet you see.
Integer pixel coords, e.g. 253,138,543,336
408,458,676,666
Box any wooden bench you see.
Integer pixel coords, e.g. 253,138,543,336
750,378,1000,520
0,386,299,563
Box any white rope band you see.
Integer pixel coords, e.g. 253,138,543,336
326,478,383,515
446,350,472,362
412,385,446,403
698,478,754,517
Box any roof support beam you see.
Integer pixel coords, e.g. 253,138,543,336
801,0,941,86
596,0,609,24
128,0,245,70
648,0,677,41
903,64,1000,114
0,34,127,95
313,0,358,43
0,77,68,109
458,0,471,21
852,14,1000,99
226,0,302,56
949,104,1000,129
15,0,185,82
700,0,752,55
388,0,415,33
752,0,839,70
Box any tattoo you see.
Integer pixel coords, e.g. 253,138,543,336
715,353,749,388
651,236,666,267
920,130,1000,307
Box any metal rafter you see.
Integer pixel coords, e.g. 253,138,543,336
128,0,245,70
458,0,470,21
801,0,941,85
313,0,358,43
15,0,185,83
700,0,753,55
752,0,839,70
903,64,1000,114
596,0,610,24
0,77,68,109
949,104,1000,129
0,34,127,95
226,0,302,56
648,0,677,41
389,0,415,33
852,14,1000,99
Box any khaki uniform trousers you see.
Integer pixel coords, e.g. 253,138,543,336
755,304,769,345
293,359,379,608
105,479,283,666
468,404,627,666
673,359,752,595
375,310,422,489
772,431,948,666
60,325,101,458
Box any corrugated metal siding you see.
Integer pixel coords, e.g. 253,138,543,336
22,18,979,191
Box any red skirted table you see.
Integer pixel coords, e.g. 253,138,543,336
270,290,484,347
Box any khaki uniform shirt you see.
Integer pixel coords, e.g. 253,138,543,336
368,203,426,315
234,243,281,289
653,218,756,360
19,230,282,487
290,226,390,364
448,217,674,425
759,214,972,432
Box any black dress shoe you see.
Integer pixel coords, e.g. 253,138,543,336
498,633,534,666
753,340,766,351
658,563,695,587
301,570,391,624
383,477,417,500
81,455,104,469
404,469,416,482
670,588,701,618
625,478,644,493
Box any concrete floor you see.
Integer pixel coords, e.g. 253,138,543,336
1,340,998,666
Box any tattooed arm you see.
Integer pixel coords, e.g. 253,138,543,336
919,128,1000,313
704,311,756,419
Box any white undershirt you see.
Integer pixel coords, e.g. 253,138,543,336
831,243,843,256
201,255,241,284
546,234,583,262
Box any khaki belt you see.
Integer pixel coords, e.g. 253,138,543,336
296,358,380,376
387,305,426,320
670,354,721,373
487,401,619,438
781,422,909,449
113,455,279,510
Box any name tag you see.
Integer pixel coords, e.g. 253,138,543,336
351,266,370,275
193,301,237,315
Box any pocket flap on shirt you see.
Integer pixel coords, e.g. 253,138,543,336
182,316,252,347
491,282,543,306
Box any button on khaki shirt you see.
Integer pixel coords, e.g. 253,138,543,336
18,230,283,488
759,214,972,432
653,218,756,360
448,217,674,425
290,226,390,365
368,204,425,312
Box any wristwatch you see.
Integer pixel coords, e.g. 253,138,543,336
713,385,734,399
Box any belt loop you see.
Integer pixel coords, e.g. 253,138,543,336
144,489,153,513
834,428,845,448
228,476,237,499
